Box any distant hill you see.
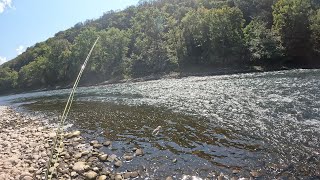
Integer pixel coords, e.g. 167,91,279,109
1,0,319,94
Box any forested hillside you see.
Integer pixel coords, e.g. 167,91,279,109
1,0,320,93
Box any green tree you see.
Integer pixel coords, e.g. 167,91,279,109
205,7,245,65
44,39,72,85
233,0,276,26
18,56,48,88
0,67,18,92
243,19,283,62
272,0,312,61
94,28,131,79
310,9,320,55
69,28,99,81
130,8,173,77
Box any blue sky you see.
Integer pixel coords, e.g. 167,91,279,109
0,0,140,65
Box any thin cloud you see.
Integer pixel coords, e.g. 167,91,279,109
16,45,25,55
0,56,7,65
0,0,12,13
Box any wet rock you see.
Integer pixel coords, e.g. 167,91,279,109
84,171,98,180
114,160,123,168
123,155,133,161
101,167,111,175
130,171,139,178
90,140,99,145
166,176,173,180
217,173,225,180
66,130,81,138
103,141,112,146
250,170,262,177
82,150,90,156
93,143,103,149
115,174,123,180
98,175,107,180
107,154,117,162
99,154,108,161
232,169,240,174
135,149,144,156
124,172,131,179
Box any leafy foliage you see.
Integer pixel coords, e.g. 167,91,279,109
243,19,283,61
272,0,312,61
0,0,319,93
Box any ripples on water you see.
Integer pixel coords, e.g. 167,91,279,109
1,69,319,179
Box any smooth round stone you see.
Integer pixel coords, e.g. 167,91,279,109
93,143,103,148
166,176,173,180
92,167,99,172
103,141,112,146
72,162,87,173
114,174,123,180
70,171,78,177
135,149,144,156
114,161,123,168
130,171,139,178
99,154,108,161
123,155,133,161
84,171,98,180
90,140,99,145
98,175,107,180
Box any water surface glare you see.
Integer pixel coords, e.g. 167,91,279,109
1,69,320,178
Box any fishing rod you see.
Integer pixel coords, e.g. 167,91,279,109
45,36,100,180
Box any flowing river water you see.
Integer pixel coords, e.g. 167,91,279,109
1,69,319,179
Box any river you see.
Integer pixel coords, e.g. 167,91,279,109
1,69,319,179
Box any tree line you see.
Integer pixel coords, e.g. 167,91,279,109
0,0,319,93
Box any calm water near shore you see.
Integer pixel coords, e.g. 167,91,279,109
1,69,320,179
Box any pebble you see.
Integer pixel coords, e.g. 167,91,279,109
115,174,124,180
123,155,133,161
98,175,107,180
114,160,123,168
70,171,78,177
250,170,262,177
166,176,174,180
84,170,98,179
103,141,112,146
72,161,88,173
135,149,144,156
99,154,108,161
90,140,99,145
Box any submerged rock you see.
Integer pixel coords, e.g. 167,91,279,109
114,160,123,168
123,155,133,161
103,141,112,146
135,149,144,156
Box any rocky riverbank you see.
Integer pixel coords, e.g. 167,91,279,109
0,106,146,180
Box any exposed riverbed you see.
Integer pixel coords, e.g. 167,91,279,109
1,69,320,179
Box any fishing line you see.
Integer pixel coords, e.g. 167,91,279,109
45,37,99,180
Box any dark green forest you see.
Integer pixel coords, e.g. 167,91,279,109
1,0,320,93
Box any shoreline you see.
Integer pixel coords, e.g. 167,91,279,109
0,106,146,180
